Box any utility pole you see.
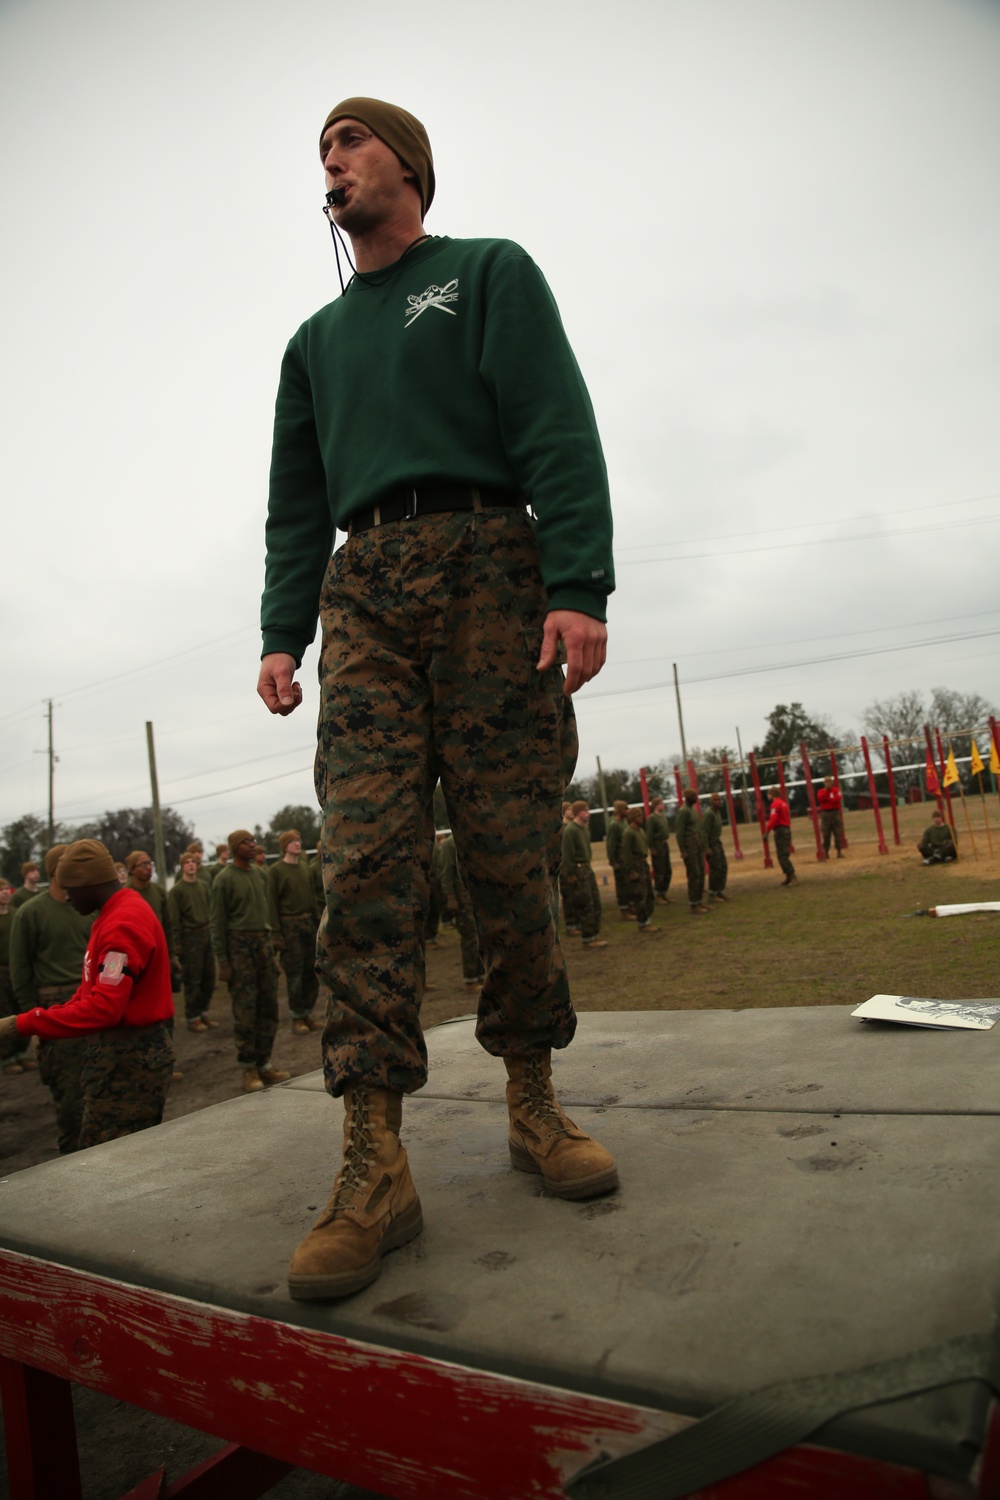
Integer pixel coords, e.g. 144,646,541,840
46,700,55,847
596,756,610,837
735,725,751,823
673,664,688,766
146,722,169,891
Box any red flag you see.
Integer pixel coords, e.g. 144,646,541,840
925,751,940,796
639,766,651,818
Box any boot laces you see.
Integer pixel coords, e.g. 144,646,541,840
331,1085,378,1209
521,1057,570,1137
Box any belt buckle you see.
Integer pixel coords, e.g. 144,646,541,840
406,487,418,519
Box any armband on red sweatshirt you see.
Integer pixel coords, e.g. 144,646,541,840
17,888,173,1039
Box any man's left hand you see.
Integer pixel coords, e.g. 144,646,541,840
537,610,608,697
0,1015,20,1045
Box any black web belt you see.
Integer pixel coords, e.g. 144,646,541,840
346,485,526,538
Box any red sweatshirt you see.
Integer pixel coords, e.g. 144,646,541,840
17,888,173,1039
765,797,791,833
818,785,842,812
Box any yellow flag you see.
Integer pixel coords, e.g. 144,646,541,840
992,739,1000,776
971,741,985,777
943,747,960,787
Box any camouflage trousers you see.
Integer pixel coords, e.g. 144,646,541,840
612,865,630,911
452,880,484,983
425,871,444,943
681,836,706,906
36,1037,86,1155
178,925,215,1021
561,866,602,941
774,827,795,879
650,843,672,897
228,930,279,1067
821,810,843,854
625,864,654,925
314,509,578,1097
280,913,319,1018
78,1022,173,1149
706,838,728,895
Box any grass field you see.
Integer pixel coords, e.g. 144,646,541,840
422,797,1000,1023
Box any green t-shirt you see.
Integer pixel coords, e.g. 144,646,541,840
267,859,320,925
167,877,211,931
262,237,614,664
8,893,91,1008
210,865,272,962
562,821,592,871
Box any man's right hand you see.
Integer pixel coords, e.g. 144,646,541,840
257,653,302,716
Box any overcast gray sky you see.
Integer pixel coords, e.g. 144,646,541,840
2,0,998,846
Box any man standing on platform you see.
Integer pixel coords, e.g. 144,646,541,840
268,829,323,1036
675,790,709,915
211,831,289,1093
168,851,218,1033
646,795,672,904
765,790,797,886
257,96,618,1300
818,776,844,858
8,844,90,1152
703,792,729,902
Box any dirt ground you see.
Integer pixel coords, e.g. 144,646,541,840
1,796,997,1496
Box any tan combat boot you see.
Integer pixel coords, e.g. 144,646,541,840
504,1053,619,1200
287,1082,423,1301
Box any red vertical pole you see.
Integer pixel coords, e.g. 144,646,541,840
721,756,744,860
829,747,849,847
883,735,901,846
0,1358,84,1500
934,726,958,838
799,743,826,860
686,759,699,798
860,736,889,853
639,767,650,819
775,756,794,852
748,752,773,868
923,725,943,809
990,718,1000,812
673,765,684,810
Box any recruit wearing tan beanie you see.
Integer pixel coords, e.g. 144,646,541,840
56,839,119,888
21,861,38,878
319,97,435,214
278,829,301,852
43,845,68,878
228,829,254,853
571,800,589,816
126,850,151,874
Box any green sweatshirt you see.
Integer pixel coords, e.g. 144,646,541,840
128,877,173,956
267,859,320,926
701,807,723,846
262,237,614,664
0,909,11,968
620,825,649,871
10,886,39,912
9,893,91,1008
168,877,211,932
645,810,670,851
211,865,271,962
675,806,701,853
605,818,625,866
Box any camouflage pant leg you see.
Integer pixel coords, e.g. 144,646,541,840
682,838,705,904
625,865,654,925
821,811,843,853
315,510,576,1098
0,968,27,1062
228,931,279,1067
35,1036,87,1154
77,1023,174,1149
612,865,630,911
580,866,602,940
707,839,728,894
774,827,795,878
280,914,319,1018
454,882,483,982
559,870,583,932
180,927,216,1020
425,873,443,942
651,844,672,896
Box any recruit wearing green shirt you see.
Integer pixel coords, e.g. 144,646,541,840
701,806,723,846
9,885,39,912
8,892,91,1009
210,865,272,964
128,877,174,956
645,810,670,851
605,818,625,866
619,825,649,871
167,876,211,932
562,821,593,871
267,859,321,927
675,805,701,853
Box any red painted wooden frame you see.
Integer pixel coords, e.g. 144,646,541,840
0,1247,995,1500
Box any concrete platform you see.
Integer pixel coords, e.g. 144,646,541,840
2,1006,1000,1493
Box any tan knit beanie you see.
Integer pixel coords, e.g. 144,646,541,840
320,96,435,214
43,845,67,877
126,850,151,873
229,829,254,853
278,829,301,852
56,839,118,888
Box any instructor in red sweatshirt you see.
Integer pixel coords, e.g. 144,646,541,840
0,839,174,1148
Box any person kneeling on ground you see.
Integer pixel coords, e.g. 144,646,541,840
0,840,174,1149
918,810,956,864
